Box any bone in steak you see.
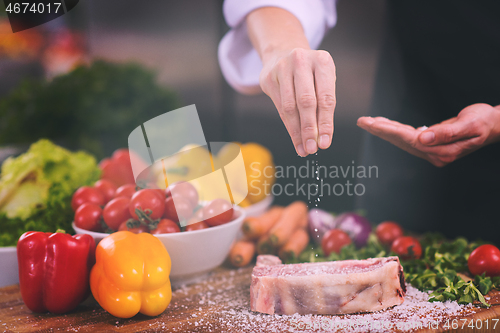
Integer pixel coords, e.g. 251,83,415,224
250,255,405,315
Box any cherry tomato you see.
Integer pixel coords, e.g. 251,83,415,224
74,203,103,232
203,199,234,227
321,229,352,256
166,181,199,207
468,244,500,277
193,207,204,220
114,184,136,199
118,221,149,234
391,236,422,260
112,149,132,164
152,188,166,201
136,184,164,200
376,221,404,247
163,196,194,222
129,189,165,220
94,179,117,203
151,219,181,234
71,186,105,211
99,152,135,187
185,220,210,231
103,196,131,231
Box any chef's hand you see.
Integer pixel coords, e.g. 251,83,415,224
246,7,336,157
259,48,336,157
357,103,500,167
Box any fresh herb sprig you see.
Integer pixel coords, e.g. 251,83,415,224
401,235,495,307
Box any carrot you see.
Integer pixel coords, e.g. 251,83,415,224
298,209,308,228
268,201,308,247
278,228,310,262
256,234,277,255
229,240,256,267
242,206,284,239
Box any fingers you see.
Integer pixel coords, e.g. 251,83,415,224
262,49,337,156
293,53,318,155
314,51,336,150
275,61,306,156
358,117,416,132
357,116,429,160
359,118,416,144
358,108,495,168
418,117,478,146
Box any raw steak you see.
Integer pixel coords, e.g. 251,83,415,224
250,255,405,315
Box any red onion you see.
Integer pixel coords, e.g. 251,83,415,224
308,209,337,245
334,212,372,248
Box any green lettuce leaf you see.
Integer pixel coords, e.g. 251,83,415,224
0,139,100,246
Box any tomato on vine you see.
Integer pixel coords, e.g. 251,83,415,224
75,203,103,232
129,189,165,220
103,197,131,231
151,219,181,234
71,186,105,211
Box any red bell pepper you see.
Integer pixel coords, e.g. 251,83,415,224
17,231,95,314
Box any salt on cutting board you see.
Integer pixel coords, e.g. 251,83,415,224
0,265,494,332
166,266,475,333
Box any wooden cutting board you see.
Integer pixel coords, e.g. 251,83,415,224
1,264,499,333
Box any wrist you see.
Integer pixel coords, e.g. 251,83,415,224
488,105,500,144
246,7,310,66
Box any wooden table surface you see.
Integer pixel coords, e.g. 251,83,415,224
1,264,499,333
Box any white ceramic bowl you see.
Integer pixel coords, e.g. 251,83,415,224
0,246,18,287
73,205,245,287
243,195,273,217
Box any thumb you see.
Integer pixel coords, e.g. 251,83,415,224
418,119,476,146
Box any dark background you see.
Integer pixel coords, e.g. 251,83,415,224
0,0,387,215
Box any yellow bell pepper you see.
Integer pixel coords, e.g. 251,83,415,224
90,231,172,318
239,143,275,203
155,142,275,205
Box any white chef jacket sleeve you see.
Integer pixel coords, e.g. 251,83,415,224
218,0,337,95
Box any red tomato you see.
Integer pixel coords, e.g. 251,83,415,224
94,179,117,203
166,181,199,207
321,229,352,256
74,203,103,232
71,186,105,211
203,199,234,227
163,196,194,222
193,207,204,220
111,149,132,164
136,184,164,201
99,157,134,187
376,221,404,247
468,244,500,277
391,236,422,260
185,220,210,231
129,189,165,220
151,219,181,234
152,188,166,201
114,184,136,199
118,221,149,234
103,197,131,231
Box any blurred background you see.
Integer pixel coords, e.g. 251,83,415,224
0,0,386,213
